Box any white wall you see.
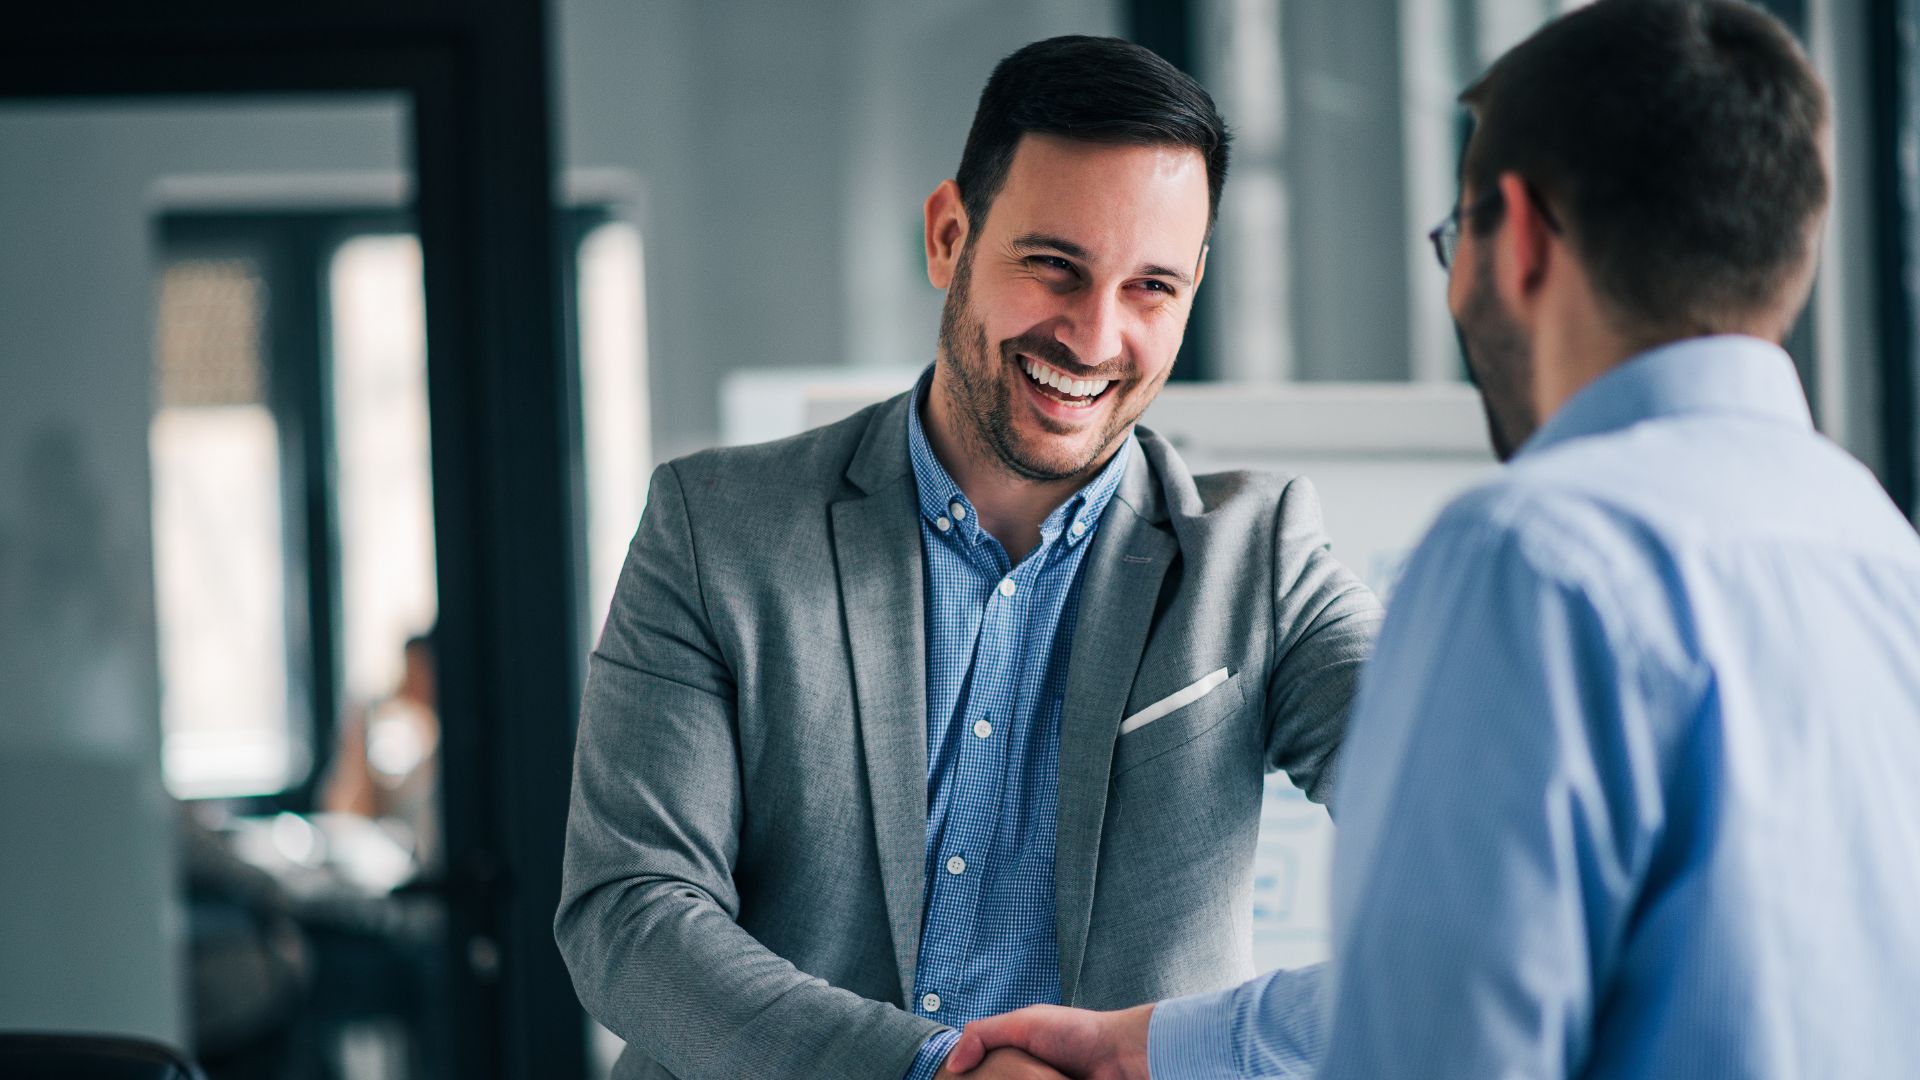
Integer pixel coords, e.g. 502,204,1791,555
0,97,406,1044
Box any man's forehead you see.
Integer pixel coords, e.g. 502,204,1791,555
990,134,1211,262
1001,132,1208,194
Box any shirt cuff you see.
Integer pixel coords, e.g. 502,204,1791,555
1147,987,1241,1079
903,1028,961,1080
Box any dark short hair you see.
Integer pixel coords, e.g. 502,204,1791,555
955,35,1231,237
1461,0,1828,334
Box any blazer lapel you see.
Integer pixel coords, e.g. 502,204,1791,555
1056,440,1175,1004
830,393,929,1006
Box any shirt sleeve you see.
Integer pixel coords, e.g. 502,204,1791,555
903,1030,960,1080
1314,495,1671,1080
1148,964,1326,1078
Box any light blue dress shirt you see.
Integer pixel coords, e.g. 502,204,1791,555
1150,335,1920,1078
902,376,1134,1078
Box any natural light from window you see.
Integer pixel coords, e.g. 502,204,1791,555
329,233,438,709
577,218,652,638
152,256,296,798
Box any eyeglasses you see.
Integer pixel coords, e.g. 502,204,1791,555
1427,189,1503,273
1426,185,1561,272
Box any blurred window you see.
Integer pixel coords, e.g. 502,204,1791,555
1194,0,1582,384
1185,0,1822,390
329,234,437,707
575,217,652,637
152,256,296,798
152,208,645,800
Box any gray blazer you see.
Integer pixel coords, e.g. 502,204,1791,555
556,391,1382,1080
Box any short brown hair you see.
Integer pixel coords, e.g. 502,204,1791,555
956,36,1231,236
1461,0,1828,335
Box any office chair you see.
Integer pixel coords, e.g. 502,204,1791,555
0,1032,207,1080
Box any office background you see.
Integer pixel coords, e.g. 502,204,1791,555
1,1,1914,1079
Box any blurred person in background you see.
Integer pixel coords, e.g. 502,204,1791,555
556,34,1382,1080
322,630,439,875
950,2,1920,1077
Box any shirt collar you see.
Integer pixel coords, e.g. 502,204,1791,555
1519,334,1813,460
906,365,1133,551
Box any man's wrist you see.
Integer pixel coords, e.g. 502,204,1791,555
904,1028,962,1080
1115,1002,1158,1080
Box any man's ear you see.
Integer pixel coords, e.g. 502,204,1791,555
1494,171,1553,310
925,179,970,290
1193,242,1209,293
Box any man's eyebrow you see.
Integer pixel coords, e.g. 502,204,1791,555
1010,233,1194,287
1010,232,1092,261
1137,262,1194,288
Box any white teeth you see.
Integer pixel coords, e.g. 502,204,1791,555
1021,357,1111,401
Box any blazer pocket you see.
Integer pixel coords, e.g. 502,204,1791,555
1112,668,1249,776
1120,668,1229,734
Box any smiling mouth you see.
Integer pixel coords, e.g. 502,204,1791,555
1019,355,1114,407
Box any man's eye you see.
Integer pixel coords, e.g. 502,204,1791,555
1139,280,1175,295
1030,256,1074,273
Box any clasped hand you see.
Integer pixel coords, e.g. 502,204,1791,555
939,1003,1155,1080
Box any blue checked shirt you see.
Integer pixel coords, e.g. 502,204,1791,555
1148,336,1920,1077
902,378,1133,1079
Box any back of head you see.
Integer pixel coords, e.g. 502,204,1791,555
1462,0,1829,341
955,35,1231,236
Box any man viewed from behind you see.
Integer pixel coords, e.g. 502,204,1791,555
556,35,1382,1080
951,1,1920,1076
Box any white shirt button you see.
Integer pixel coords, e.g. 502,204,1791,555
921,993,942,1013
935,516,951,532
950,502,967,521
1071,520,1087,537
998,578,1016,597
973,718,993,739
946,855,967,876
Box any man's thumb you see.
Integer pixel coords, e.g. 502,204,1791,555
945,1031,987,1072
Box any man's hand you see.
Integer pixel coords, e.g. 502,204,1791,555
935,1045,1075,1079
943,1003,1154,1080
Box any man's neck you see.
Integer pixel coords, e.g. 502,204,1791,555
921,376,1109,563
1530,292,1646,430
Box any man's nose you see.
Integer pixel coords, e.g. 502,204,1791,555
1056,288,1125,368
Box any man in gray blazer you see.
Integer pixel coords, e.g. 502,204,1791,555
556,36,1382,1080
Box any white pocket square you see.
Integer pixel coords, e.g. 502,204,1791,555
1120,667,1229,735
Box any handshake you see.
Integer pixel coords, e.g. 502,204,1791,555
936,1003,1157,1080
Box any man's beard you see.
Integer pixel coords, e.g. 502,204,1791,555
935,244,1140,483
1455,246,1536,463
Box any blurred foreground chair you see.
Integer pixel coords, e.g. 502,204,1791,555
0,1033,207,1080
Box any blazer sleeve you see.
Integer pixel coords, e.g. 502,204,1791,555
554,461,944,1080
1263,474,1386,807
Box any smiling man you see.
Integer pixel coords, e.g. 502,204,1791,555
555,36,1382,1080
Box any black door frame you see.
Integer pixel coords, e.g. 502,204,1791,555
1871,0,1920,520
3,5,587,1079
